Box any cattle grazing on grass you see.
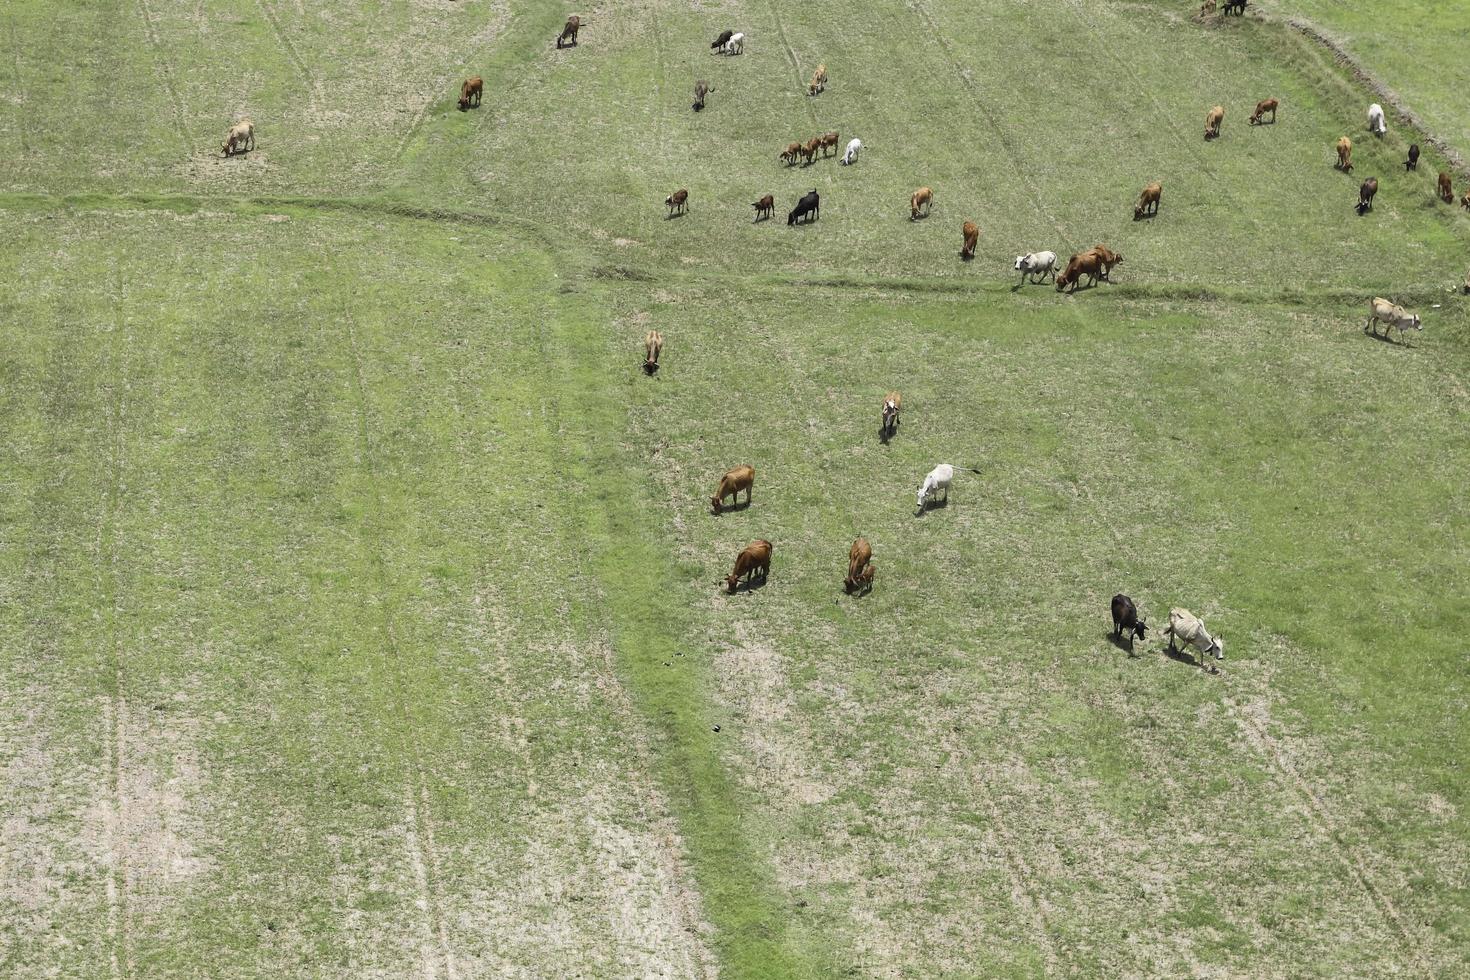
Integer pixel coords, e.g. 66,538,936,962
1438,171,1455,204
819,131,840,157
665,189,689,216
726,540,772,593
1111,594,1147,650
910,187,933,220
841,138,862,165
710,29,733,51
1134,181,1162,220
1249,98,1278,125
1205,105,1224,140
788,189,820,225
1368,102,1387,135
1356,177,1378,215
710,465,755,514
1335,136,1354,173
960,221,979,259
557,15,581,48
844,537,875,595
801,137,821,165
881,391,902,439
693,79,714,111
1014,251,1057,284
1055,250,1106,293
751,194,775,221
1164,608,1224,670
458,76,483,111
1405,143,1420,170
643,330,663,375
808,64,827,96
916,464,979,509
1366,297,1422,343
724,32,745,55
780,141,802,165
222,120,255,156
1222,0,1246,14
1089,244,1123,280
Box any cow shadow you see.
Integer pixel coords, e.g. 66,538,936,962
753,213,771,223
710,499,751,517
727,573,769,595
959,251,974,262
1163,643,1202,668
1105,632,1140,657
1362,327,1407,346
1132,211,1157,222
878,424,895,445
665,211,687,221
910,211,932,222
914,497,949,517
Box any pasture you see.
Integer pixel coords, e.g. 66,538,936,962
1,1,1468,977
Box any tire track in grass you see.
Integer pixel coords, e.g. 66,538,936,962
254,0,323,106
135,0,192,156
764,2,835,193
9,21,31,157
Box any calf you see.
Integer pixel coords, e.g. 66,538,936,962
1204,105,1224,140
881,391,902,439
222,119,255,156
1438,171,1454,204
1014,251,1057,283
780,141,802,166
1164,608,1224,671
692,79,714,111
725,540,772,593
556,15,581,48
710,29,733,51
458,76,483,111
751,194,775,221
844,537,874,595
1405,143,1420,170
1055,250,1106,293
1110,594,1147,650
1356,177,1378,215
643,330,663,375
1367,102,1387,136
841,138,862,165
910,187,933,220
819,131,840,157
1366,297,1422,344
1134,181,1162,220
808,64,827,96
724,32,745,55
710,465,755,513
960,221,979,259
1335,136,1353,172
665,189,689,216
788,189,820,225
1249,98,1278,125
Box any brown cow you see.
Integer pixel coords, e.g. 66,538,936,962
1249,98,1278,125
643,330,663,375
780,141,802,166
844,537,874,595
881,391,901,439
1461,191,1470,211
751,194,775,221
557,15,581,48
1438,171,1455,204
1055,250,1106,293
1089,244,1123,281
1134,182,1161,220
665,189,688,216
710,465,755,514
910,187,933,220
1356,177,1378,215
960,220,979,260
1199,0,1216,16
800,137,821,165
222,119,255,156
1204,105,1224,140
819,131,840,157
808,64,827,96
726,539,772,593
458,76,483,111
1336,137,1353,173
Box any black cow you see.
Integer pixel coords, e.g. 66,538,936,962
1222,0,1246,14
1405,143,1420,171
787,189,820,225
1111,594,1147,649
1356,177,1378,215
710,30,733,51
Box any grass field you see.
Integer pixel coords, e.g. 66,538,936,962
2,1,1468,977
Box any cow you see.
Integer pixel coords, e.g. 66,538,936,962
960,221,979,259
710,29,733,51
808,64,827,96
222,119,255,156
1111,594,1147,650
910,187,933,220
725,540,773,593
1405,143,1420,170
1222,0,1246,13
643,330,663,375
1055,250,1106,293
1366,297,1422,344
881,391,902,439
800,136,821,165
841,138,862,165
724,32,745,55
1134,181,1162,220
710,465,755,514
1204,105,1224,140
1199,0,1216,16
1014,251,1058,284
1335,136,1354,172
1089,244,1123,280
916,464,977,509
1438,171,1454,204
751,194,775,221
788,189,820,225
1367,102,1387,136
665,189,689,216
780,141,802,166
844,537,874,595
557,15,581,48
819,131,840,157
1164,608,1224,671
1356,177,1378,215
692,80,713,111
1462,191,1470,211
1249,98,1278,125
458,76,483,111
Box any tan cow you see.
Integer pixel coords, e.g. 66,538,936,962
1249,98,1278,125
1336,137,1353,172
1366,297,1421,344
1134,182,1161,220
726,540,773,593
819,131,840,157
458,76,483,111
1438,171,1455,204
800,137,821,165
808,63,827,96
710,465,755,513
1461,191,1470,211
910,187,933,220
844,537,874,595
960,220,979,260
221,119,255,156
643,330,663,375
1204,105,1224,140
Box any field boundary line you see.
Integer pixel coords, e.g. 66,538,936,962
9,22,31,156
254,0,323,106
135,0,192,155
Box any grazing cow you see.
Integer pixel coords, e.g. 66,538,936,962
960,221,979,259
780,141,802,165
910,187,933,220
665,189,689,216
819,131,840,157
1336,136,1354,172
1134,181,1162,220
1111,594,1147,649
458,76,483,111
710,465,755,514
643,329,667,376
788,189,820,225
1222,0,1246,13
1089,244,1123,280
1367,102,1387,136
1366,297,1422,343
710,29,733,51
1199,0,1216,16
222,119,255,156
751,194,775,221
800,137,821,165
844,537,874,595
557,15,581,48
725,540,772,593
808,64,827,96
1249,98,1278,125
1164,608,1224,670
1405,143,1420,170
881,391,901,439
1356,177,1378,215
724,32,745,55
1014,251,1058,283
1462,191,1470,211
1055,250,1106,293
916,464,976,509
1438,171,1454,204
692,79,714,111
1204,105,1224,140
841,138,862,165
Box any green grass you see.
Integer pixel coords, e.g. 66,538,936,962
1,1,1468,977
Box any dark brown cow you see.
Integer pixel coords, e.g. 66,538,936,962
1438,171,1455,204
1249,98,1278,125
557,15,581,48
710,465,755,513
665,189,688,216
844,537,874,595
751,194,775,221
458,76,483,111
725,540,772,593
960,220,979,259
1405,143,1420,170
1111,594,1147,649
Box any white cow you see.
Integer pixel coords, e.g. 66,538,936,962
1367,103,1387,136
1366,297,1422,343
841,138,862,165
724,32,744,55
916,464,953,509
1014,251,1058,284
1164,608,1224,670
